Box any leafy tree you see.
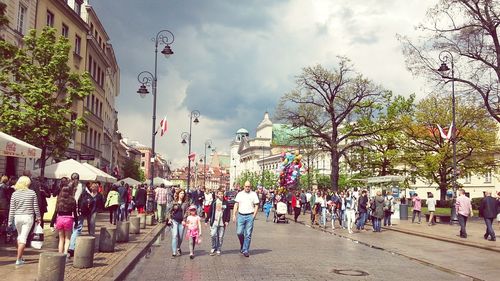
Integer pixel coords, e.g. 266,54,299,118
0,27,93,176
403,94,497,202
121,158,144,182
276,57,388,191
399,0,500,122
236,170,278,190
0,2,17,77
236,171,259,190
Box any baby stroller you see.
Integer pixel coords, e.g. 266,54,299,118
273,201,289,223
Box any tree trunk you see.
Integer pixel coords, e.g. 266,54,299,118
330,151,340,192
40,147,47,178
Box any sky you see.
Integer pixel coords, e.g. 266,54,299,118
90,0,436,168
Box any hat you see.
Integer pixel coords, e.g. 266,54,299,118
188,205,196,210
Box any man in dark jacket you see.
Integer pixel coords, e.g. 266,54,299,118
205,188,230,256
356,190,368,231
479,191,498,241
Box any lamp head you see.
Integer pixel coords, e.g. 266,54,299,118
181,139,187,145
193,117,200,124
438,62,450,72
137,84,149,98
161,45,174,58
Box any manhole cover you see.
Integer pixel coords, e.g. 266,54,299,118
332,269,369,276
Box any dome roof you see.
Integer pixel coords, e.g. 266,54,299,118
236,128,249,134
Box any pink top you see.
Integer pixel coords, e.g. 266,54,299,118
412,196,421,211
455,195,472,217
185,215,200,238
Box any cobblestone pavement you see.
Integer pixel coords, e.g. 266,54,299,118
126,215,477,281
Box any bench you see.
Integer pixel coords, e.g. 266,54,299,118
425,213,451,224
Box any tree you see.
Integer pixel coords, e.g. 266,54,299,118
0,27,93,176
121,158,144,182
276,57,387,191
0,2,17,77
236,171,259,190
399,0,500,122
403,93,497,202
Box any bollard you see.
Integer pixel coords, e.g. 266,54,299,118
93,234,100,252
38,252,66,281
73,236,95,269
129,216,141,234
99,227,116,252
146,214,154,226
116,221,130,242
139,214,146,229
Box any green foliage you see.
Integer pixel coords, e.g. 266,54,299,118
0,27,93,175
236,170,278,190
121,159,143,182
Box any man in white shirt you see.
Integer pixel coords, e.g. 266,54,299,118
232,181,259,257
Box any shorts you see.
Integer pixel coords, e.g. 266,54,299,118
55,216,74,231
14,215,34,244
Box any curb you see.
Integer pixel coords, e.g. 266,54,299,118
100,223,167,281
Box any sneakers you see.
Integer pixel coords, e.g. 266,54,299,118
15,259,25,265
177,248,182,256
216,250,221,256
243,252,249,257
189,254,194,259
210,249,216,256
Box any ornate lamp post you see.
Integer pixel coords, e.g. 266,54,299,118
136,30,174,187
437,50,457,221
181,110,200,193
201,140,212,189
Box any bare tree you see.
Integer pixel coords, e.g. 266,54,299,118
400,0,500,122
276,57,387,191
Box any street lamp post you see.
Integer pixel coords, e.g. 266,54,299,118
438,50,458,221
202,140,212,189
181,110,200,193
136,29,174,187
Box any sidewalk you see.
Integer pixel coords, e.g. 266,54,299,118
0,213,165,281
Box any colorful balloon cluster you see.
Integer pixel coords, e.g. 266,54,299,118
278,150,303,190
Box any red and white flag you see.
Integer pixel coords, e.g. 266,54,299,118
159,116,168,136
188,152,196,161
437,122,453,141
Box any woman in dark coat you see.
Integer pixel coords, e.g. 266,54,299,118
135,185,147,214
373,191,385,232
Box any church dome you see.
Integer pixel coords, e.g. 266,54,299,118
236,128,249,135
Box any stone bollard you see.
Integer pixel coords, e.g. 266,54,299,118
99,227,116,252
116,221,130,242
93,234,100,252
139,214,146,229
73,236,95,269
129,216,141,234
146,214,154,226
38,252,66,281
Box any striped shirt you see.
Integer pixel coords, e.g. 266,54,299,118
155,188,168,204
8,189,41,225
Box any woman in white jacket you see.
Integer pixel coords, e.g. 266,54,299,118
345,191,357,234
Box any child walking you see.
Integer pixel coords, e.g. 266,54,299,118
205,188,230,255
263,195,273,222
184,205,202,259
50,186,78,260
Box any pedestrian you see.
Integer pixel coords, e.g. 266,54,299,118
345,191,356,234
314,191,326,227
232,181,259,257
0,175,10,231
373,191,385,232
106,184,120,222
146,185,156,214
184,205,202,259
339,191,346,229
356,190,368,231
8,176,41,265
479,191,497,241
497,191,500,228
300,190,307,215
117,182,128,221
67,172,83,257
69,180,98,253
263,194,273,222
411,193,422,224
205,188,230,255
134,185,147,214
203,189,214,218
155,184,168,223
171,189,188,258
50,185,77,260
309,190,317,224
383,192,394,227
427,193,437,226
292,191,302,222
455,189,473,238
305,190,312,214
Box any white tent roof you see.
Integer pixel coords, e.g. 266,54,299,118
116,177,142,186
82,163,117,183
32,159,106,181
148,177,174,186
0,131,42,158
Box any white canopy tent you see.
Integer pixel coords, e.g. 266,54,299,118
82,163,116,183
148,177,174,186
32,159,106,181
116,177,142,186
0,131,42,158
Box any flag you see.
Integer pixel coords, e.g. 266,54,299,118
188,152,196,161
436,122,453,141
159,116,168,136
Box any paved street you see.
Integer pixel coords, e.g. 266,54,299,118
125,214,498,281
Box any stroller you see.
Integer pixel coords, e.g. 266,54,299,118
273,201,289,223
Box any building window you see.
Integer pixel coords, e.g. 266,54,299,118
62,23,69,38
17,4,27,34
93,131,97,149
89,128,93,147
464,173,471,184
46,10,54,27
75,35,82,55
74,0,82,15
88,55,92,73
141,161,145,167
484,170,492,183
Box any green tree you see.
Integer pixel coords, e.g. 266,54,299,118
276,57,388,191
0,2,17,78
0,27,93,176
121,158,144,182
236,171,259,190
403,94,497,202
399,0,500,122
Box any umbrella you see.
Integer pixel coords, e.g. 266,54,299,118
82,163,117,183
32,159,106,181
116,177,142,186
0,131,42,158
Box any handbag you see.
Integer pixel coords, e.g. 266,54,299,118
30,223,44,249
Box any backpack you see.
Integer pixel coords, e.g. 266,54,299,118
384,198,392,211
79,191,94,216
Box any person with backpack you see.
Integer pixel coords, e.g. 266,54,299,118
68,173,90,256
383,192,394,227
50,185,78,260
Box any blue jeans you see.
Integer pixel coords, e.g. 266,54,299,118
356,212,367,229
320,207,327,226
383,211,392,226
484,218,496,239
69,216,84,251
339,209,345,227
210,225,226,251
373,217,382,232
119,203,127,221
171,220,184,254
236,214,254,254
